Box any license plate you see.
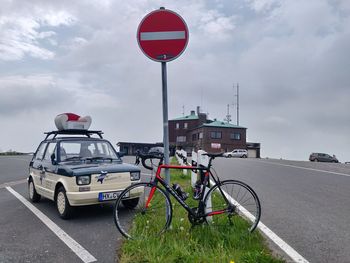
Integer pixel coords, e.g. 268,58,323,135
98,191,129,201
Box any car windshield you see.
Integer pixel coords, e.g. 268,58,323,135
59,140,119,162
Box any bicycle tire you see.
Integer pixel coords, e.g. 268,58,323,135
114,182,172,239
204,180,261,232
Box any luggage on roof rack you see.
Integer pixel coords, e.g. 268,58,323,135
44,130,104,140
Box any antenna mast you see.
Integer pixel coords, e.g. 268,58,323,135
225,104,232,123
237,83,239,126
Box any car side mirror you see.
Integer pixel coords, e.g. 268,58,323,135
51,153,57,165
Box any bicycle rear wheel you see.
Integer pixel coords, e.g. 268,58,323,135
204,180,261,232
114,182,172,239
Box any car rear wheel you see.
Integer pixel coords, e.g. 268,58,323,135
242,155,247,158
56,187,73,219
28,180,41,202
314,159,318,162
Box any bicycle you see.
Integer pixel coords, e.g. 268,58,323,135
113,151,261,240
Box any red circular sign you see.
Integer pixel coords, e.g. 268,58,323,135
137,8,189,62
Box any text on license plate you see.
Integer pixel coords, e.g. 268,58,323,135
98,191,129,201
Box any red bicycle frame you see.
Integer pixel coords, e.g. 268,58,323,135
144,163,229,218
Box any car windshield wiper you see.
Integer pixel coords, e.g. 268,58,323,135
86,156,117,162
64,156,86,161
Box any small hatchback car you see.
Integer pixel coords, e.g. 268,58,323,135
224,149,248,158
309,152,339,163
28,129,141,219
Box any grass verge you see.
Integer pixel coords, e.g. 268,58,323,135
117,157,285,263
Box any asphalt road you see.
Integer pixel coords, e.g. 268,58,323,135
211,157,350,263
1,155,350,262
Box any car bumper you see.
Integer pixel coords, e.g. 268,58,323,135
66,187,142,206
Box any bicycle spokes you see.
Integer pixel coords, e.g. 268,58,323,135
114,183,172,240
204,180,261,232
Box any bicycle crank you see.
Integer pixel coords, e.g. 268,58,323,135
188,208,206,225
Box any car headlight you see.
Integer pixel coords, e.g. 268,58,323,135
76,175,91,185
130,171,140,181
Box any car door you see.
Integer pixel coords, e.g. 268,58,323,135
30,142,48,196
324,154,332,162
319,153,327,162
41,142,58,200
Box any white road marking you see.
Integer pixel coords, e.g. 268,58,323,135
6,187,97,263
140,31,185,41
210,179,309,263
257,160,350,177
0,179,27,189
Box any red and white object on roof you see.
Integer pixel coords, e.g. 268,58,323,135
54,113,92,131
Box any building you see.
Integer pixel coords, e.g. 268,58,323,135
117,142,164,156
117,107,260,157
169,108,260,157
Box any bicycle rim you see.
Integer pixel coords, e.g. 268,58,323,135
204,180,261,232
114,183,172,240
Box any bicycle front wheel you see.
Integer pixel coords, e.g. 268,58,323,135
204,180,261,232
114,182,172,239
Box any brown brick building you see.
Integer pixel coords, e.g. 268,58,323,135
169,109,248,154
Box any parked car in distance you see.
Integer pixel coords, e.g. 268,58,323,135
28,129,141,219
224,149,248,158
309,152,339,163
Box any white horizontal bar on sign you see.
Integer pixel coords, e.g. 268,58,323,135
140,31,185,41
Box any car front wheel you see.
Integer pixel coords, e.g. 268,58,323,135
28,180,41,202
56,187,73,219
242,155,247,158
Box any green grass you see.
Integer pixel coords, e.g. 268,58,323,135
117,157,285,263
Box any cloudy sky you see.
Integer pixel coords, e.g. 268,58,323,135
0,0,349,162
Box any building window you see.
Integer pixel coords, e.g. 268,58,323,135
230,133,241,140
176,136,186,142
176,123,180,129
210,131,222,139
199,132,203,139
184,123,188,129
192,133,197,141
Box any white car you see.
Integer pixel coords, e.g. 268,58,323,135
28,129,141,219
224,149,248,158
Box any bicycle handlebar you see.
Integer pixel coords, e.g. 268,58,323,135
134,150,224,170
134,151,164,170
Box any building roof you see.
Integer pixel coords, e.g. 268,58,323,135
201,120,246,129
171,114,199,121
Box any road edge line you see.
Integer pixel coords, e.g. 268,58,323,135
210,179,309,263
6,186,97,263
257,160,350,177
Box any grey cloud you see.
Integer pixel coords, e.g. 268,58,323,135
0,0,349,161
0,75,76,115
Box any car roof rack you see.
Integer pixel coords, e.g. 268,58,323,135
44,130,104,140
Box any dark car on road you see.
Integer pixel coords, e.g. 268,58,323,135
28,129,141,219
309,152,339,163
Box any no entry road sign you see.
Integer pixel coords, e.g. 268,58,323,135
137,8,189,62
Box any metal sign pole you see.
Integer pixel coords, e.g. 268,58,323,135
161,62,170,183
